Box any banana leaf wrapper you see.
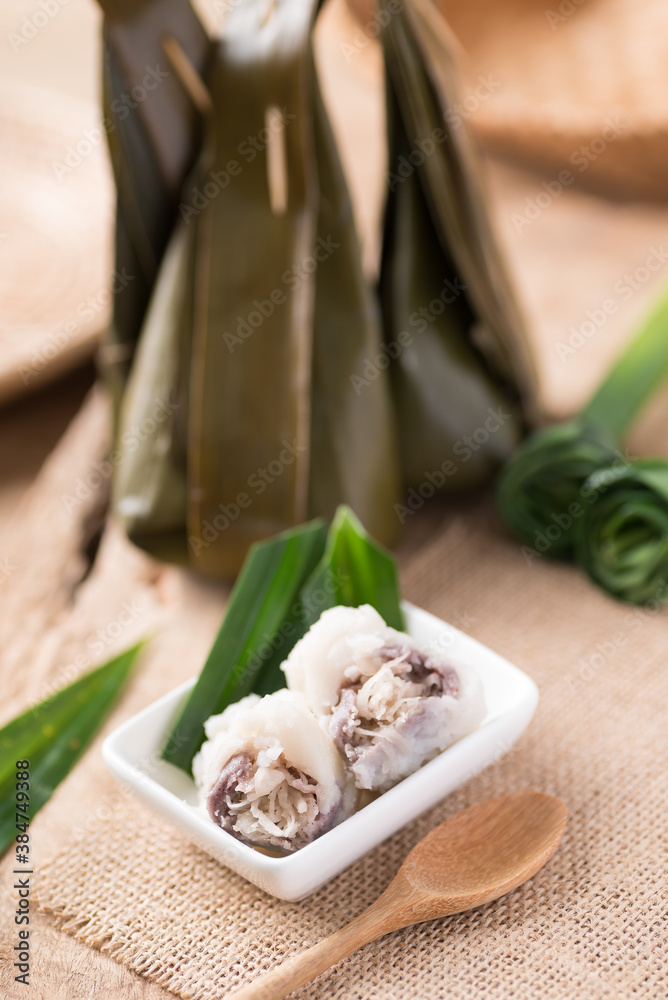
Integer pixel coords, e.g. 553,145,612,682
307,53,400,542
113,0,400,577
381,73,522,488
99,0,210,414
379,0,539,487
574,459,668,605
111,220,194,565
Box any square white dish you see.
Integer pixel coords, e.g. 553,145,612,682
103,601,538,901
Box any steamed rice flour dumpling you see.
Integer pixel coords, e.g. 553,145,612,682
193,690,357,852
194,605,485,851
283,606,485,793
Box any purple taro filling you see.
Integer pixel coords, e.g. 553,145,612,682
328,641,461,792
206,752,338,852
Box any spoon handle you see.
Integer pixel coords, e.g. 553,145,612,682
229,891,409,1000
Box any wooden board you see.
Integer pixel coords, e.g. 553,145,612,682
346,0,668,201
0,84,113,406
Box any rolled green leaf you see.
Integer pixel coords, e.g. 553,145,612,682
574,460,668,605
497,283,668,557
162,519,328,772
0,643,143,856
496,420,618,558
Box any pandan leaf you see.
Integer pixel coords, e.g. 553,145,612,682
575,460,668,604
162,519,327,771
307,54,400,544
254,505,405,695
0,643,143,856
98,0,210,411
186,0,323,579
497,283,668,561
111,0,400,579
300,505,404,631
112,220,195,566
496,420,618,559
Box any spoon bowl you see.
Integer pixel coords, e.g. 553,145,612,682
401,791,567,909
231,791,567,1000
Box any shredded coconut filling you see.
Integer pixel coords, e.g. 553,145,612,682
328,642,462,791
207,750,333,851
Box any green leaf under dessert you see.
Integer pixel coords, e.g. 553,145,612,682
162,519,327,771
162,505,405,771
300,506,404,632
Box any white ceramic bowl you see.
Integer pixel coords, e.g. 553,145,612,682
103,601,538,901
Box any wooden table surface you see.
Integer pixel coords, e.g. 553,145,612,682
4,2,668,998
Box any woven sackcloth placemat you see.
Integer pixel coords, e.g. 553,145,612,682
37,499,667,999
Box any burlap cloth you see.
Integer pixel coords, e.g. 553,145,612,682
36,499,667,998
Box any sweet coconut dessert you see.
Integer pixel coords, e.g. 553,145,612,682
282,605,485,793
194,605,485,850
193,690,357,852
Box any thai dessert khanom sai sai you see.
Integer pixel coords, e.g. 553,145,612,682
193,690,356,852
283,605,485,793
194,605,485,849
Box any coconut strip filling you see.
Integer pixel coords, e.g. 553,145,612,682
328,642,461,790
207,747,333,851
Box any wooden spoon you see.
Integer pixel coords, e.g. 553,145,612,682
231,791,567,1000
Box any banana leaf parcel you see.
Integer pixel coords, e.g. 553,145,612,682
99,0,211,416
109,0,400,578
379,0,539,490
102,0,537,578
